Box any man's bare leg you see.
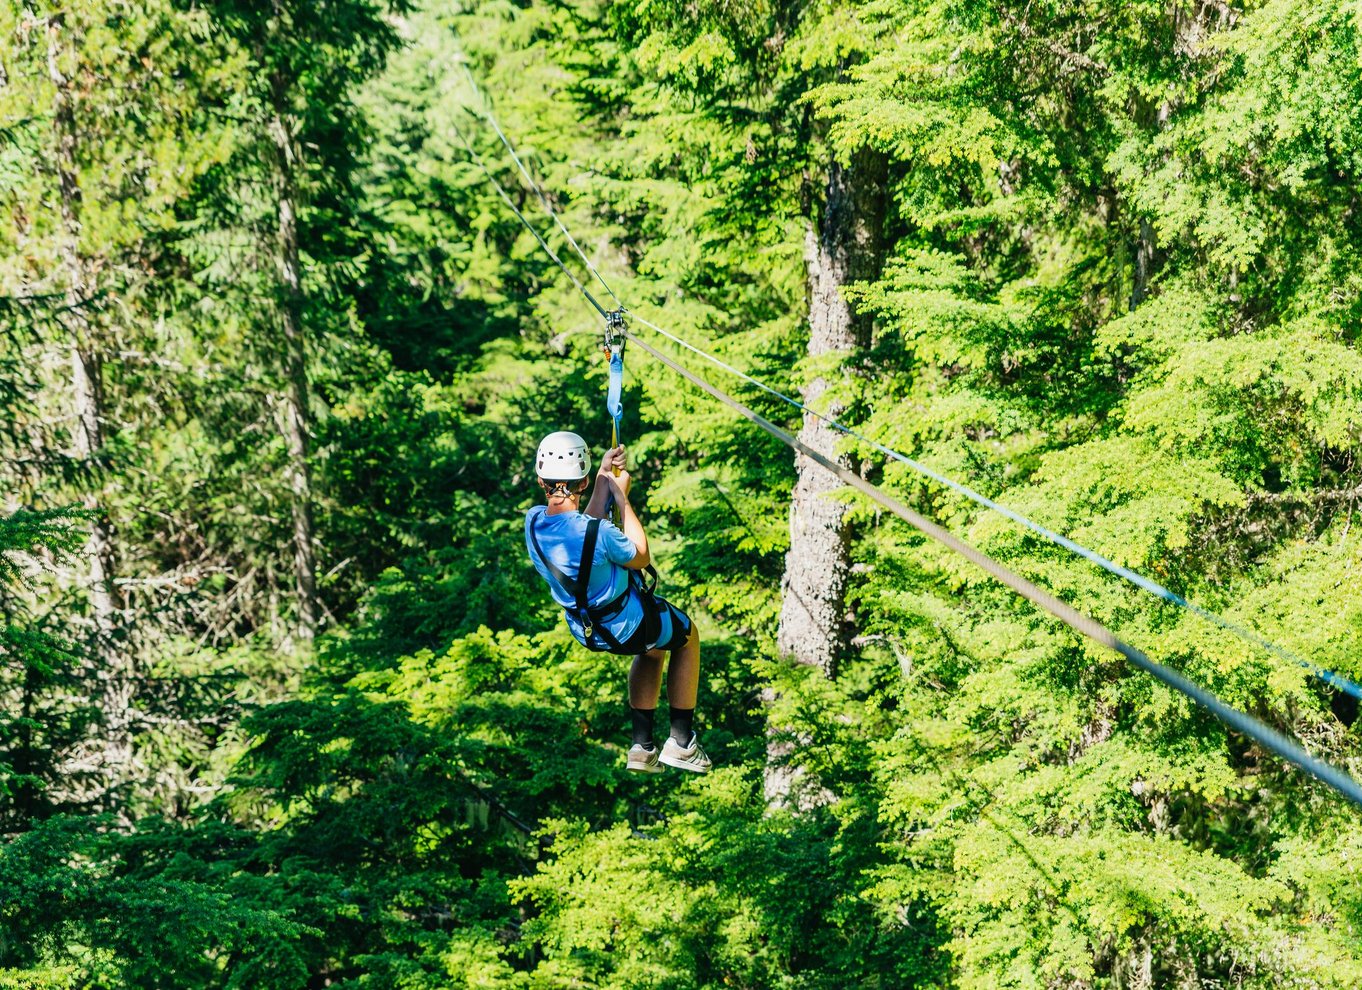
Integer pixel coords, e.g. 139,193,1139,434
665,624,700,710
629,649,666,709
625,649,667,770
658,622,710,770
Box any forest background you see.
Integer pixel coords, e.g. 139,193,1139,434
2,0,1361,986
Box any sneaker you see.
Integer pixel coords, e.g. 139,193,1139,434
660,733,711,773
627,743,663,774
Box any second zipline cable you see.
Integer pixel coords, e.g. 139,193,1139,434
459,61,624,311
623,328,1362,811
623,309,1362,701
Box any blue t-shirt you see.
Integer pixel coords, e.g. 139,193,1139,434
525,506,642,644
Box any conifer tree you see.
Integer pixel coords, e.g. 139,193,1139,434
0,0,236,803
777,147,888,676
194,0,400,646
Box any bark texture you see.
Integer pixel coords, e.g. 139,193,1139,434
775,148,887,675
1131,217,1154,310
269,97,318,645
766,148,886,806
47,13,133,780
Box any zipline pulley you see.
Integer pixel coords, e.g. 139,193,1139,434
604,309,627,355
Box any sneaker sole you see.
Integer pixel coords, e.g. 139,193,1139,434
659,753,711,773
627,760,664,774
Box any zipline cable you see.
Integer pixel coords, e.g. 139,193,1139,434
625,309,1362,702
453,78,1362,810
459,63,625,310
446,116,608,318
623,327,1362,811
453,65,1362,703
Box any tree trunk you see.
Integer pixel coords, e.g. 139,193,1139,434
766,147,886,805
268,100,318,645
776,148,887,674
1131,217,1154,310
46,13,132,779
1111,935,1154,990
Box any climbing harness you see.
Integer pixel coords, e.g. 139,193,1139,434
527,515,614,648
461,68,1362,811
526,512,662,654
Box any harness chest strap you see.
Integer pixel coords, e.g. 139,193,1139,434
575,518,601,636
527,515,629,641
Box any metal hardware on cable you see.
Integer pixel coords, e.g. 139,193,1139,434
605,310,626,450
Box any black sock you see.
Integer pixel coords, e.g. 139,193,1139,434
630,706,656,749
668,706,694,746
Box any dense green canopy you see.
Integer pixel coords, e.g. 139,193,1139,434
1,0,1360,986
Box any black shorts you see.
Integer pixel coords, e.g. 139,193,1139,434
588,592,692,656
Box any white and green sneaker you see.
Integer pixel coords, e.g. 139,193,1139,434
659,733,711,773
627,744,663,774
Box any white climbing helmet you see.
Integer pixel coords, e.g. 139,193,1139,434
535,431,591,482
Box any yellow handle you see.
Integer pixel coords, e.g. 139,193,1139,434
609,408,621,525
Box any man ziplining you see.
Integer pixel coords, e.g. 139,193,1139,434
524,431,711,774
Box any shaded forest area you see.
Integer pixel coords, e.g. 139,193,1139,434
2,0,1361,986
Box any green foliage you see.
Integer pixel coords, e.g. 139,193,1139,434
3,0,1362,986
0,815,308,988
0,506,84,814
